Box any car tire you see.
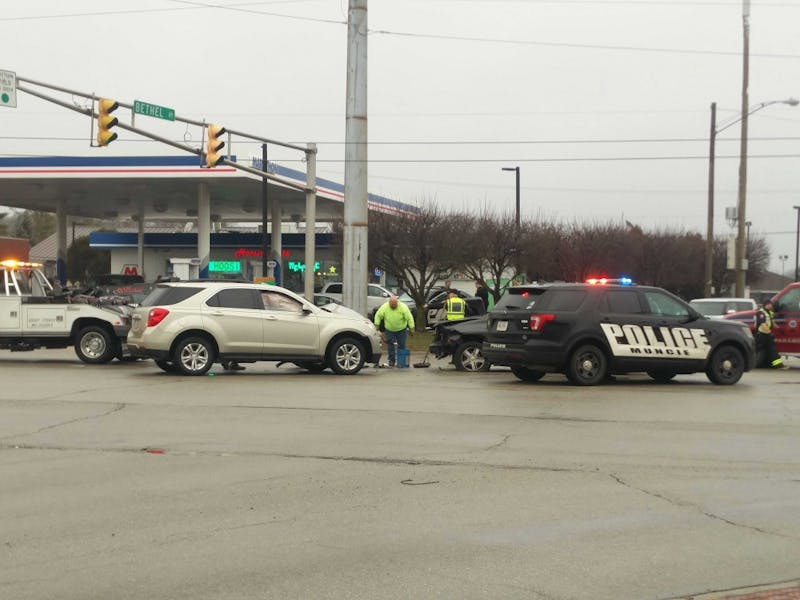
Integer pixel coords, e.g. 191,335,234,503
173,335,216,376
705,344,745,385
155,359,180,373
294,361,328,373
510,365,546,382
453,341,490,372
646,370,677,383
327,337,365,375
566,344,607,386
74,325,116,364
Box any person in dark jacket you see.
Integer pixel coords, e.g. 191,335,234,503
474,280,489,309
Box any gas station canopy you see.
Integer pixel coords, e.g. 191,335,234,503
0,155,416,221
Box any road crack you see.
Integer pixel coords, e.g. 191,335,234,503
608,472,793,539
0,403,126,442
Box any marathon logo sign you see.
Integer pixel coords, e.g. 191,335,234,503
600,323,711,360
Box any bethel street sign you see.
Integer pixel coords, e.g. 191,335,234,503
133,99,175,121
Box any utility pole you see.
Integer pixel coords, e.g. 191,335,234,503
734,0,750,297
261,143,269,280
343,0,368,315
704,102,716,297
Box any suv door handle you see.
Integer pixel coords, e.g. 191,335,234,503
211,311,226,316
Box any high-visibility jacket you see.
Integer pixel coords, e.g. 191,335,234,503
445,296,466,321
756,307,774,335
374,301,415,332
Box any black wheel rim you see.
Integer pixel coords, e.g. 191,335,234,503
574,349,602,382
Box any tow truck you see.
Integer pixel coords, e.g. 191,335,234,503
0,259,131,363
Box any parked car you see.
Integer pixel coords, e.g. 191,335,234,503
689,297,756,319
424,288,486,328
483,279,756,386
127,280,382,375
723,281,800,366
319,282,417,318
428,315,492,372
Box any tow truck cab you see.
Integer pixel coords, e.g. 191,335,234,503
0,259,131,363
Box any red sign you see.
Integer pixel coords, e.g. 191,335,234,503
122,264,139,275
233,248,290,258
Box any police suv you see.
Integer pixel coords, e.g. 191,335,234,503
482,279,756,385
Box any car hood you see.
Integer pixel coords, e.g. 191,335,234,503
722,309,757,325
319,302,375,324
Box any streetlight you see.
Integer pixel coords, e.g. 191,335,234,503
501,166,520,229
705,97,797,297
778,254,789,279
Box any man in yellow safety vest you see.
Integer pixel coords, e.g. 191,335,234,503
445,291,466,321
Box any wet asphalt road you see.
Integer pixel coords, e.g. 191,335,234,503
1,350,799,600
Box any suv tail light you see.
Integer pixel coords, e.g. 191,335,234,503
147,307,170,327
529,313,555,332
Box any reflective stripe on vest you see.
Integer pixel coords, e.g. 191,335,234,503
757,308,774,334
446,297,465,320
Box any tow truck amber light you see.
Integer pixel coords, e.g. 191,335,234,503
530,313,555,331
147,308,170,327
0,259,44,269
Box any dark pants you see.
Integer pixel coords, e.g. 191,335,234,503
385,329,407,366
756,332,782,367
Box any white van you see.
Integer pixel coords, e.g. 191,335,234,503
689,297,757,319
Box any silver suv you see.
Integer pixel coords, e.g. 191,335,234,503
127,281,382,375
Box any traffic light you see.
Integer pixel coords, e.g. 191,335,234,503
96,98,119,146
205,124,226,167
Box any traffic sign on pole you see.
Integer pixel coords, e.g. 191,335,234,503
133,99,175,121
0,70,17,108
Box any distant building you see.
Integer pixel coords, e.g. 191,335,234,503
0,236,30,262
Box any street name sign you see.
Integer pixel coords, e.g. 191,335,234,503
133,100,175,121
0,70,17,108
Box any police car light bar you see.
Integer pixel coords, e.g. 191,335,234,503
586,276,633,285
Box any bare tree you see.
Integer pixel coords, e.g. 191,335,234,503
458,209,525,302
557,221,632,282
369,203,457,328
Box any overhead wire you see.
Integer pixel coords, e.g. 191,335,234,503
4,1,799,58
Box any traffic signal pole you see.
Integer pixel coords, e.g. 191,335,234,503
15,77,311,193
15,75,321,294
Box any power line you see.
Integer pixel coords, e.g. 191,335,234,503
6,152,799,163
311,154,800,163
3,135,800,144
5,1,798,58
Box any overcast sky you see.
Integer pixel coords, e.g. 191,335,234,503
3,0,800,274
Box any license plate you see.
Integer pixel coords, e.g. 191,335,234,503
496,320,508,331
